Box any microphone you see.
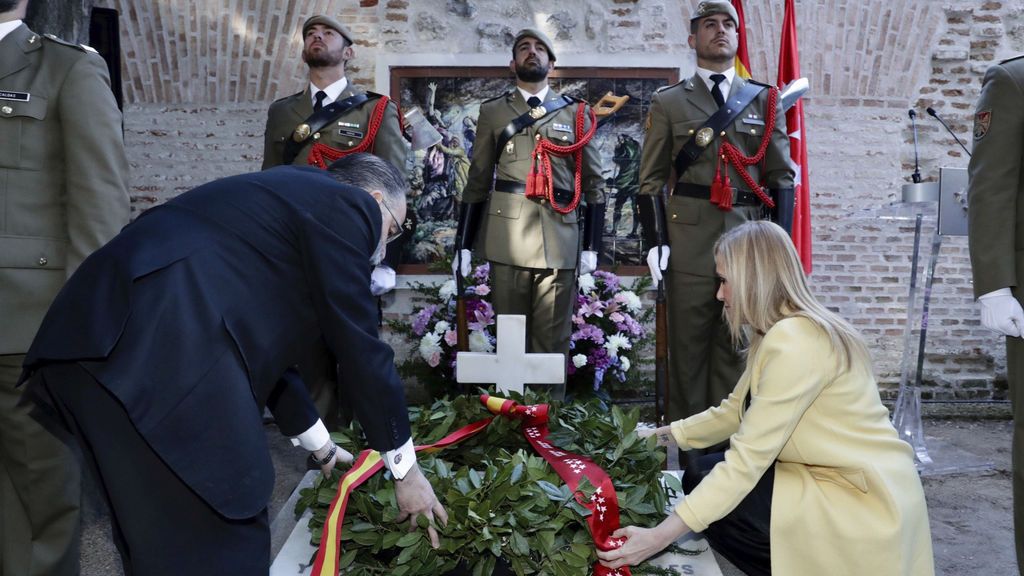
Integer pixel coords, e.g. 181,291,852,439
926,107,972,158
908,109,922,183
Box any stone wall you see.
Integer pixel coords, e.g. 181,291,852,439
95,0,1022,399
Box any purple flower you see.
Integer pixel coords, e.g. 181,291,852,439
572,324,604,344
473,262,491,283
412,305,439,336
593,270,620,293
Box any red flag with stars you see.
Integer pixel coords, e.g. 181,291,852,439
777,0,813,273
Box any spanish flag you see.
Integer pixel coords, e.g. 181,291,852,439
731,0,753,79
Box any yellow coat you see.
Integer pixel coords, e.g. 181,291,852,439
670,317,935,576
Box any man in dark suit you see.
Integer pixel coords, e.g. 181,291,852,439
20,154,446,575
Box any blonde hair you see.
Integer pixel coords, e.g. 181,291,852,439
714,221,869,373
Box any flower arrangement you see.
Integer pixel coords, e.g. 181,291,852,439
392,265,652,399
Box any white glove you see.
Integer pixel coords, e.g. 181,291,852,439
645,246,670,287
452,249,472,282
580,250,598,275
978,288,1024,338
370,265,396,296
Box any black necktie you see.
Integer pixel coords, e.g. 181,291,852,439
314,90,327,112
527,96,542,108
710,74,726,108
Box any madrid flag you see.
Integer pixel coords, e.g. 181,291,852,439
777,0,813,273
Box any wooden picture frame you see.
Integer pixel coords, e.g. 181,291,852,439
390,66,679,275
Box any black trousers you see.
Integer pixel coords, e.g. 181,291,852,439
683,451,774,576
33,362,269,576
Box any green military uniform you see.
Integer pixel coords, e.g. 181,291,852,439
0,23,130,575
967,54,1024,576
461,87,605,392
262,82,407,171
638,73,793,422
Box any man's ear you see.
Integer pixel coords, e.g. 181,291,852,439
342,44,355,63
687,34,696,50
370,189,384,202
508,59,516,76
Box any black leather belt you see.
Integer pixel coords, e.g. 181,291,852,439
494,179,574,205
673,182,761,206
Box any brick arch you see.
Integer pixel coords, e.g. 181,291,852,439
112,0,375,104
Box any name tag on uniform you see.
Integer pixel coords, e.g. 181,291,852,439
741,117,765,126
338,129,364,138
552,123,572,133
0,90,30,102
337,121,361,129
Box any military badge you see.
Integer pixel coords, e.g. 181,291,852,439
338,129,364,138
552,123,572,133
695,127,715,147
505,141,515,155
293,123,312,142
973,110,991,140
337,121,361,129
529,106,547,120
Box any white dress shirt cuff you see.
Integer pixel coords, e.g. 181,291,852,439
383,437,416,480
979,287,1013,301
290,419,331,451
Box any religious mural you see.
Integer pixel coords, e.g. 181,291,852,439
391,67,678,268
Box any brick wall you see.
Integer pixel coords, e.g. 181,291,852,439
105,0,1022,399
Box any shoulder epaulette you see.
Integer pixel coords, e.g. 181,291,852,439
42,33,96,53
655,79,685,93
746,79,772,88
999,54,1024,64
483,92,510,104
271,90,304,105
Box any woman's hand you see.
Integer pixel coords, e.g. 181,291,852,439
637,425,678,448
597,514,690,569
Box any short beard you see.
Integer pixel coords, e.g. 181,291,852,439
302,45,345,69
515,62,548,83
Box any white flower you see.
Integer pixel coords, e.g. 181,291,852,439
577,273,596,294
620,357,631,372
418,333,443,367
572,354,588,368
468,330,494,353
438,279,457,300
434,320,451,334
617,290,642,313
604,333,632,355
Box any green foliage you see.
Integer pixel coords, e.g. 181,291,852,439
297,394,676,575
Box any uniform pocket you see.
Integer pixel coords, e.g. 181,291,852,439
735,116,765,138
0,94,48,169
487,193,523,220
543,123,576,145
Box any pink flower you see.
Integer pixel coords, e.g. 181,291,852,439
427,351,441,367
473,284,491,296
609,312,625,323
579,299,605,318
444,330,458,346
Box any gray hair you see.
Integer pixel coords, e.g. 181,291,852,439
325,153,407,208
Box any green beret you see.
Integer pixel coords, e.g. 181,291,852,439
301,15,354,45
513,28,557,62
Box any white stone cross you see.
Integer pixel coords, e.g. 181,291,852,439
455,314,565,394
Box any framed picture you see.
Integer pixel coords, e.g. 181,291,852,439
390,66,679,273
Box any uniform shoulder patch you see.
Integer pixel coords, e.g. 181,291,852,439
974,109,992,140
42,33,95,53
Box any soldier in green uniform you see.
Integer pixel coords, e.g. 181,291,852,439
0,0,130,573
453,28,606,398
967,53,1024,576
262,14,410,428
637,1,794,424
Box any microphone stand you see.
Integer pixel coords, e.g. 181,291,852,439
926,107,972,158
909,109,922,183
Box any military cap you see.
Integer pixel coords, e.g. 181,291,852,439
513,28,557,62
302,15,354,45
690,0,739,25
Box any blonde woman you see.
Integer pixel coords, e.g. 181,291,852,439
598,221,934,575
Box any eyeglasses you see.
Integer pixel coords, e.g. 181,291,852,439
379,199,404,244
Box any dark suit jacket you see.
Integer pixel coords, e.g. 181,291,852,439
22,166,411,519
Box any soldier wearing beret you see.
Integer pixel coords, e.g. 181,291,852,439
453,28,606,398
967,53,1024,576
638,1,794,426
262,14,411,428
0,0,130,573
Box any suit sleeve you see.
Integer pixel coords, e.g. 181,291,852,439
462,103,497,204
265,367,321,438
763,91,796,189
638,92,673,197
674,318,833,532
61,53,130,277
299,199,412,452
968,64,1023,298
